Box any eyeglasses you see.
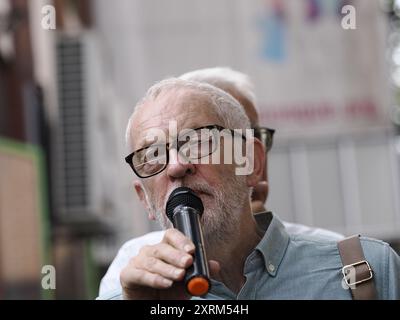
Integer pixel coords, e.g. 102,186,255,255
253,126,275,152
125,124,276,178
125,124,249,178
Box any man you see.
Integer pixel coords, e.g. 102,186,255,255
98,68,343,297
99,77,399,299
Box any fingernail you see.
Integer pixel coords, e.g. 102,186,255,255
180,256,189,266
174,269,182,277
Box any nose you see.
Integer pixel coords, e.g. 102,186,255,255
166,148,196,179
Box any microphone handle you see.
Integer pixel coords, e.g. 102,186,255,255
173,207,210,294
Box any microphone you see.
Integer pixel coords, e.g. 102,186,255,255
166,186,211,296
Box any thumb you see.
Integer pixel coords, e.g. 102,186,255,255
208,260,222,281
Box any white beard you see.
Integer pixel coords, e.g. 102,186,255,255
142,174,250,249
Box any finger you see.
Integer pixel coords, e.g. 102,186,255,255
121,266,173,290
163,228,195,253
135,255,186,281
141,243,193,268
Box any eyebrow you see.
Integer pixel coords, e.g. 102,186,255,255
134,133,167,151
133,122,220,151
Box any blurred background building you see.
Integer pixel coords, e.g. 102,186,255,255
0,0,399,299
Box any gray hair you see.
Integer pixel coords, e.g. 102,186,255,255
125,78,251,149
179,67,256,109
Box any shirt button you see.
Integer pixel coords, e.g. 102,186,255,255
268,263,275,272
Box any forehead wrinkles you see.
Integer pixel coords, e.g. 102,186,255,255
130,89,223,147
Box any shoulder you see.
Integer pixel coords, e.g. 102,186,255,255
359,236,400,299
283,233,344,276
283,221,344,241
284,233,394,271
356,236,397,276
287,233,398,265
286,234,399,299
359,236,390,257
288,232,340,250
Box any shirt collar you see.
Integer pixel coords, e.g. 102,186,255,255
254,211,290,277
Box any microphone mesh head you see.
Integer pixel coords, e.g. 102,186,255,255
166,187,204,221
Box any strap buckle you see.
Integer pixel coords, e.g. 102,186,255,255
342,260,373,287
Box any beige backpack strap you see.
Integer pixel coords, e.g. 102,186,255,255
337,235,377,300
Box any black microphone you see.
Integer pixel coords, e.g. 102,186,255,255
166,186,211,296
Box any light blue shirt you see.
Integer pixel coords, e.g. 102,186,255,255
98,212,400,300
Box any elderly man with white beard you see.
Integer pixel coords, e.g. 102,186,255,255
98,78,400,300
99,67,345,298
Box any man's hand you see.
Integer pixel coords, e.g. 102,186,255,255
120,228,221,300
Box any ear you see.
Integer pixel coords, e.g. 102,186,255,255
133,181,156,220
246,137,266,188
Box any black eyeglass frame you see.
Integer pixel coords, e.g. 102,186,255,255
125,124,251,178
125,124,276,178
